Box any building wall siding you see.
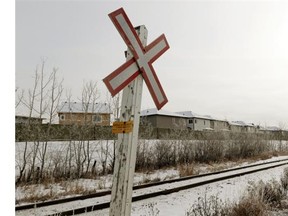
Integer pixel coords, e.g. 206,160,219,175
229,125,243,132
212,120,229,131
141,115,187,130
58,113,110,126
193,118,211,131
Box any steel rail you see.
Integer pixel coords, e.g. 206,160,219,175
16,158,288,215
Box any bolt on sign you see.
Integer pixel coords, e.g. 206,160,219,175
103,7,169,216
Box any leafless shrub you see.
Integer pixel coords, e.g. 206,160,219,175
248,180,285,208
280,167,288,190
177,140,195,164
194,133,224,163
136,139,155,171
225,133,270,160
142,202,160,216
186,171,288,216
186,193,228,216
228,197,267,216
154,140,176,168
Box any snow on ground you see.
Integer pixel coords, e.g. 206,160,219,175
80,162,288,216
15,154,288,204
16,156,288,216
15,168,179,205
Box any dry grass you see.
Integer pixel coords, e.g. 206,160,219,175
186,168,288,216
248,180,285,208
16,180,99,204
280,167,288,190
178,164,197,177
228,197,268,216
186,191,269,216
186,193,227,216
140,176,161,185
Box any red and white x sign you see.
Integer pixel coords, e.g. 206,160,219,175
103,8,169,110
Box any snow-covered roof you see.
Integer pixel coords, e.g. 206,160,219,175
141,108,184,118
176,111,215,120
230,121,255,127
264,126,281,131
58,102,111,114
229,121,246,126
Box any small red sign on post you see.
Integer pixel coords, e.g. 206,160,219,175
103,8,169,110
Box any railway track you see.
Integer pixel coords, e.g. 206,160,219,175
16,158,288,216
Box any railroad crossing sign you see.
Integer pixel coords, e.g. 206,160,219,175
103,7,169,110
103,8,169,216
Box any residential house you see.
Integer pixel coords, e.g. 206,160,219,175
228,121,245,132
140,108,187,130
57,102,111,126
210,118,230,131
229,121,257,133
176,111,213,131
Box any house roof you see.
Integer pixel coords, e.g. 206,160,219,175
141,109,228,122
229,121,255,127
176,111,215,120
229,121,246,126
264,126,281,131
141,108,184,118
58,102,111,114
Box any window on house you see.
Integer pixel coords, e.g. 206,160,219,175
60,114,65,120
204,120,205,125
93,114,102,123
188,119,193,124
195,119,197,124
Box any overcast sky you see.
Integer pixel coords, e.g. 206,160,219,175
16,0,288,127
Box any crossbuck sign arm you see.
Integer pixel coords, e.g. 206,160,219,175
103,7,169,110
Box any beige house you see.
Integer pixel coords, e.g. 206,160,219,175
140,109,263,134
176,111,213,131
211,119,230,131
228,121,244,132
58,102,111,126
229,121,257,133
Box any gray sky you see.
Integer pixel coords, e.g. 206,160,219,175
16,0,288,127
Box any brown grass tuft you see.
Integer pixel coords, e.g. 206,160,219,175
178,164,195,177
229,197,267,216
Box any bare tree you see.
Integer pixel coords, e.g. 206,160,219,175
65,81,101,178
103,91,120,172
16,66,39,184
15,87,24,109
16,60,63,183
38,66,63,179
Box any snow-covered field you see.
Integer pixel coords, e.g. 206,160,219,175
15,139,288,215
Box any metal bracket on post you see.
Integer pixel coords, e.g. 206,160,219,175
109,25,148,216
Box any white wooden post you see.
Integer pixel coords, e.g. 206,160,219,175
109,25,148,216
